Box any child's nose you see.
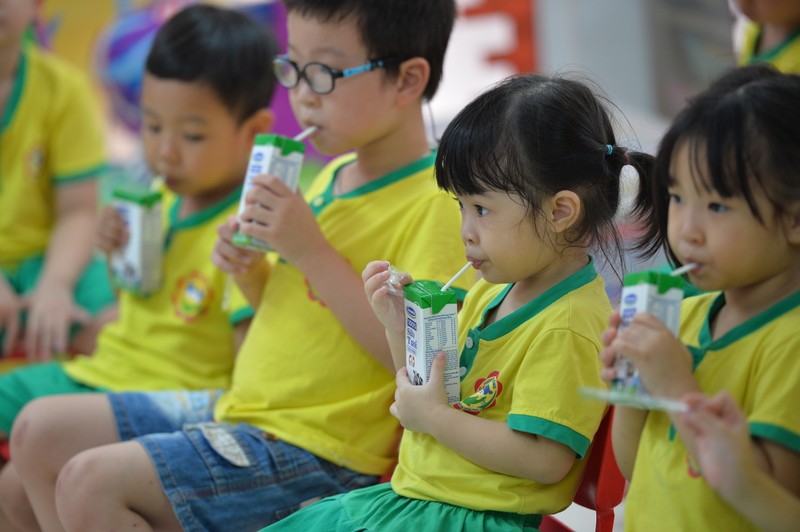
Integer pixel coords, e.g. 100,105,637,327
676,210,704,245
461,218,477,246
157,135,180,164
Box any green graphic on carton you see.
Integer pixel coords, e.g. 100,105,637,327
111,184,162,207
403,280,457,314
253,133,307,157
623,271,684,294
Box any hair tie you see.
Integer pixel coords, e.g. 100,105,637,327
606,144,613,155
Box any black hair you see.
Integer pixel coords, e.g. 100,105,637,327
436,73,653,273
282,0,455,100
634,64,800,264
146,4,278,123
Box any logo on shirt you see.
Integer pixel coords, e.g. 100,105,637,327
454,371,502,414
685,451,702,479
305,277,328,308
27,146,45,180
173,271,214,322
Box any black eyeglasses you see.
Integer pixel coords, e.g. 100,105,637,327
273,55,395,95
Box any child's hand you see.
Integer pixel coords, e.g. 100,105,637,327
598,310,622,381
607,312,693,397
362,261,411,334
95,205,128,255
0,275,23,356
390,352,450,434
681,392,752,501
23,281,90,360
236,175,327,268
212,216,264,276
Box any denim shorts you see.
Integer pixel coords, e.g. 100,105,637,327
109,390,379,531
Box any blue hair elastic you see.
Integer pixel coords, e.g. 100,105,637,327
606,144,613,155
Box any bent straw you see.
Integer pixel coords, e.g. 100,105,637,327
441,262,472,292
670,263,698,277
293,126,317,142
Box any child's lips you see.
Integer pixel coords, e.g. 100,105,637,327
468,259,483,269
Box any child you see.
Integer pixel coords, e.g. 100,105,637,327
600,64,800,530
9,1,470,530
0,3,276,528
681,391,800,532
265,72,655,531
736,0,800,73
0,0,115,361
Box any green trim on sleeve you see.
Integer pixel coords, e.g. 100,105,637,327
750,422,800,453
54,164,107,184
229,306,255,325
508,413,591,458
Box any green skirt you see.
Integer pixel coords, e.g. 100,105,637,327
262,482,542,532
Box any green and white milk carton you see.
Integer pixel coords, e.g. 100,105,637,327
612,270,684,395
403,280,460,404
232,133,306,251
110,185,163,295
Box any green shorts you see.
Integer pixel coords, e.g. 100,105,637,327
0,362,98,435
262,482,543,532
0,253,116,345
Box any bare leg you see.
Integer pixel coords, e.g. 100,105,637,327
56,441,182,532
0,463,39,531
11,394,121,531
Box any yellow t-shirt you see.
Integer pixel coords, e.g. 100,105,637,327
392,262,610,514
625,291,800,531
64,187,250,391
739,22,800,74
0,44,106,267
214,152,474,476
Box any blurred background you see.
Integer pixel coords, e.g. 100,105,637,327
38,0,738,170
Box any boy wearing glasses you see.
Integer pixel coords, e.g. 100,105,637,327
8,1,469,531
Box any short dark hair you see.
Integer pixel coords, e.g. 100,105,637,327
146,4,278,123
635,64,800,262
282,0,456,100
436,73,653,272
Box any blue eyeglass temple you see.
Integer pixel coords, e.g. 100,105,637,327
340,59,385,78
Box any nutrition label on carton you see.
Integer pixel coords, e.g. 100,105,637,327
404,280,461,404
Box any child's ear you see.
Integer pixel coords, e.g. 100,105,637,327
242,108,275,143
394,57,429,105
783,202,800,245
548,190,582,233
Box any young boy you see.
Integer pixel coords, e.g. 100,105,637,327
0,4,276,529
0,0,115,361
8,1,469,531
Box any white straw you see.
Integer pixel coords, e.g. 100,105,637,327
441,262,472,292
293,126,317,142
670,263,698,277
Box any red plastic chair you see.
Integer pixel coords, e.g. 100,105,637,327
539,408,625,532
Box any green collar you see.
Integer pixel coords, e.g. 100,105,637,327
749,26,800,63
309,151,436,216
691,289,800,369
476,258,598,341
1,48,26,132
164,185,242,249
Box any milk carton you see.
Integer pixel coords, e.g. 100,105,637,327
232,133,306,251
403,280,460,404
110,186,163,295
612,270,684,395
